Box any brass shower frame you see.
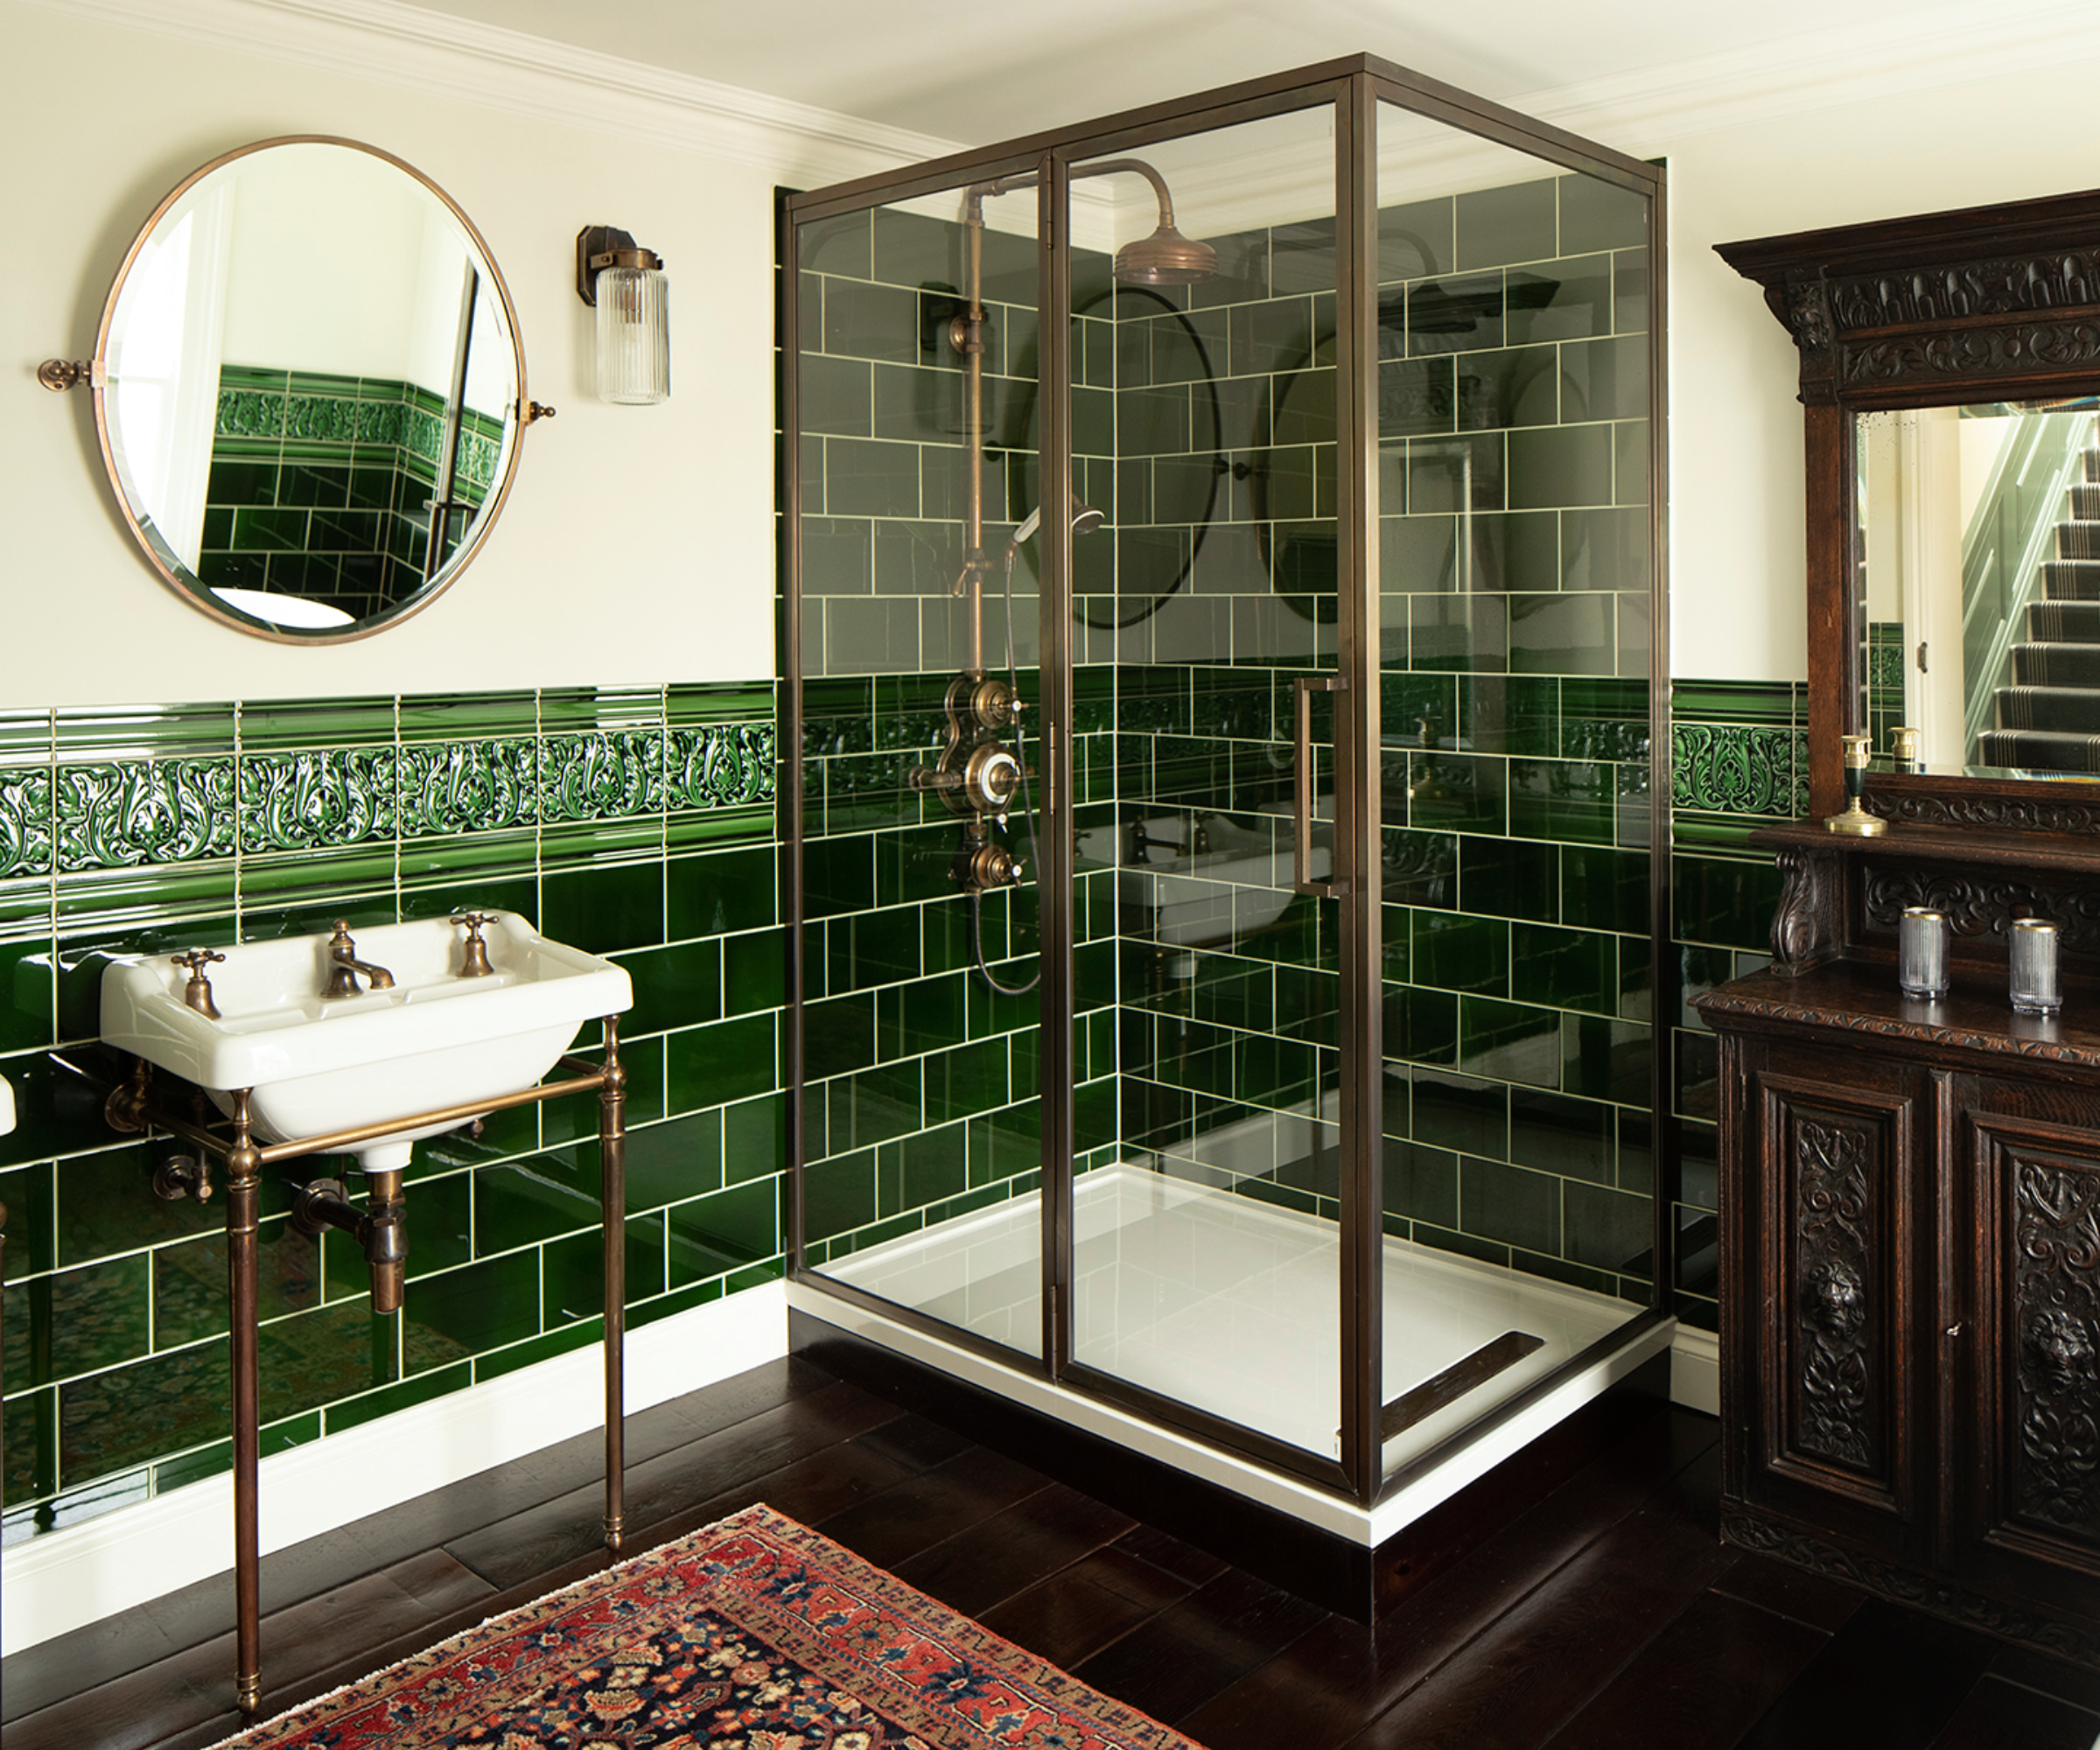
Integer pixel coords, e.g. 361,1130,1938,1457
79,1018,629,1718
782,52,1675,1514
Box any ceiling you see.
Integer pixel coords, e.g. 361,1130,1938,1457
382,0,2012,147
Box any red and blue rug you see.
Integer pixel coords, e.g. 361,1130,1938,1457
213,1502,1206,1748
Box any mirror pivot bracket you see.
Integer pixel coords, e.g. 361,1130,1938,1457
38,359,101,392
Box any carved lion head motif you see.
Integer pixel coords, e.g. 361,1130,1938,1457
2023,1308,2096,1394
1803,1262,1866,1336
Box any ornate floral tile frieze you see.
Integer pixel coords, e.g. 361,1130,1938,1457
1670,722,1807,820
0,696,776,883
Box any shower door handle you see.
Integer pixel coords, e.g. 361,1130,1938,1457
1293,676,1343,899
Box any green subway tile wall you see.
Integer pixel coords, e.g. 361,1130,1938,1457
0,682,784,1546
1376,172,1656,1306
202,366,506,621
1669,674,1808,1332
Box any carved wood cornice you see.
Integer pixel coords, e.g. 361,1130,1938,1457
1718,190,2100,402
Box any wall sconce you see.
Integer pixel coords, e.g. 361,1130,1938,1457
577,225,668,405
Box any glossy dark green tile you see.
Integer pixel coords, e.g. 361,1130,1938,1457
406,1251,537,1356
1560,1013,1651,1106
620,938,722,1035
666,1178,776,1288
474,1152,600,1256
1564,1180,1651,1277
1383,982,1458,1067
803,1148,875,1242
325,1361,472,1434
1510,922,1616,1013
624,1110,724,1211
1459,996,1561,1087
723,928,786,1016
1382,1137,1458,1228
542,1214,665,1324
1411,911,1508,995
1459,1155,1559,1254
1409,1069,1507,1158
672,845,777,938
1508,1088,1614,1183
4,1254,149,1387
541,858,663,955
60,1337,228,1486
154,1223,317,1349
1456,179,1557,271
668,1014,777,1114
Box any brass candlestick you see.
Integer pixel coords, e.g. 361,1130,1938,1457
1890,725,1920,770
1825,733,1886,836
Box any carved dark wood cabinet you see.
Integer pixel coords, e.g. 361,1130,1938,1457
1698,949,2100,1667
1705,192,2100,1666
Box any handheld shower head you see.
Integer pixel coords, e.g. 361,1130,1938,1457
1010,498,1105,545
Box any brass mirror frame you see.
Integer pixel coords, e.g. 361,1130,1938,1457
80,135,532,645
1718,188,2100,826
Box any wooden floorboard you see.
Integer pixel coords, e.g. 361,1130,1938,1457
7,1357,2097,1750
1537,1588,1829,1750
1178,1405,1722,1750
1733,1599,2001,1750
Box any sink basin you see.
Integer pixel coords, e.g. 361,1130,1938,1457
100,912,632,1171
1078,806,1332,947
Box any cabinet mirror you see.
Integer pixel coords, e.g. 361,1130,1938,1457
57,136,531,643
1719,190,2100,816
1854,397,2100,779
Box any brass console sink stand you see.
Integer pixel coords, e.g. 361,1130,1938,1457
89,1016,631,1717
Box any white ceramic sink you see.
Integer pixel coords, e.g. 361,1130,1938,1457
1077,806,1332,947
100,912,632,1171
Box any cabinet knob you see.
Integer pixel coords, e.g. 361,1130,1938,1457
1944,1322,1963,1340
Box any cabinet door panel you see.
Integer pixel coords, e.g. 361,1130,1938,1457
1746,1056,1924,1550
1962,1102,2100,1614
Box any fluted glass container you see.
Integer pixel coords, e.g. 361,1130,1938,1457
2010,919,2062,1016
594,265,669,405
1899,906,1948,998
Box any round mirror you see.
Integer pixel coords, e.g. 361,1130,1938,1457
85,136,529,642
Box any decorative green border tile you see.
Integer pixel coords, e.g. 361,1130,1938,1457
53,761,236,871
238,748,398,853
0,690,778,886
400,739,538,836
1670,723,1805,820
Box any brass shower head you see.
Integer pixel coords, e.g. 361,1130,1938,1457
1115,220,1218,286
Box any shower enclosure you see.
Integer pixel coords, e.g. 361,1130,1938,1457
782,55,1670,1538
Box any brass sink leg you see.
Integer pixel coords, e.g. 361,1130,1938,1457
225,1088,263,1715
599,1013,627,1551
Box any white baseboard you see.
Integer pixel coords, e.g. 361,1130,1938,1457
0,1282,788,1657
1670,1325,1721,1418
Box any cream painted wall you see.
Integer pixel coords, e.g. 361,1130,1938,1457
2,1,791,706
1665,55,2100,682
16,1,2100,697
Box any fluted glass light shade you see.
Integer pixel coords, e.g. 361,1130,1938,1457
595,263,669,405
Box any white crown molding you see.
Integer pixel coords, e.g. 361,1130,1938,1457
1510,0,2100,157
18,0,967,186
0,1282,788,1656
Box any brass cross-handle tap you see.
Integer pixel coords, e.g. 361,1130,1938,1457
171,948,226,1019
451,913,496,977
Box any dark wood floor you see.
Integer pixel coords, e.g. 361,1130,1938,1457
6,1354,2098,1750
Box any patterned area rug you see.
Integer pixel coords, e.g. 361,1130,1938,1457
210,1502,1207,1748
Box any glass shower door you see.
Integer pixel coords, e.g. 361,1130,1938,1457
1060,102,1354,1468
1371,99,1658,1478
789,174,1051,1358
